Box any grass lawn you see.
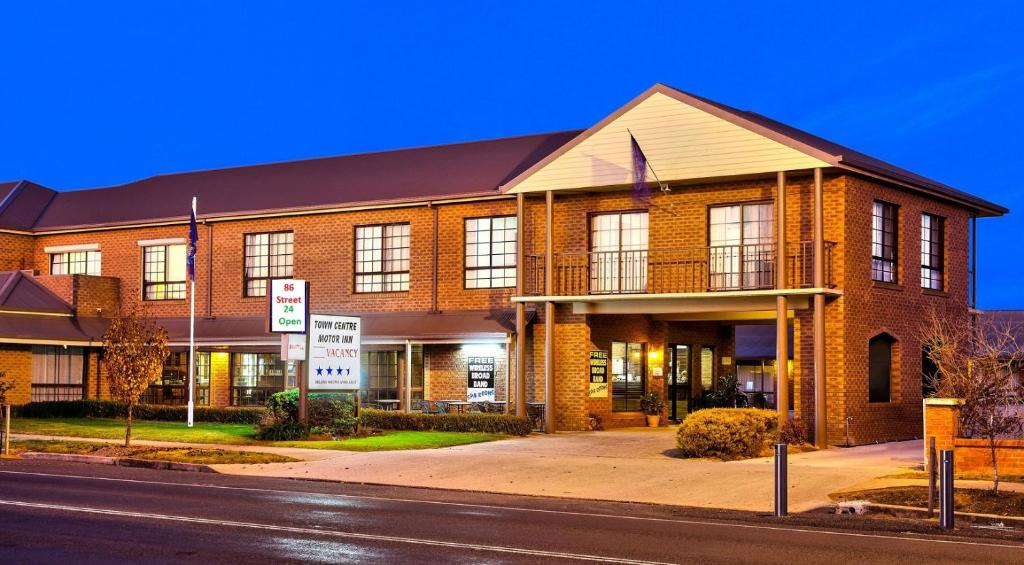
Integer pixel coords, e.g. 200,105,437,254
10,418,507,452
834,486,1024,517
9,440,296,465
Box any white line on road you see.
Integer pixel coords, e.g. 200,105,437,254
2,469,1022,551
0,498,674,565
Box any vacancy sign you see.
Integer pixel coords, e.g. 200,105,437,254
269,279,307,333
307,314,360,390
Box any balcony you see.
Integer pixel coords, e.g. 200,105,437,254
523,241,835,297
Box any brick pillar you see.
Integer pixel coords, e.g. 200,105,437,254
923,398,961,469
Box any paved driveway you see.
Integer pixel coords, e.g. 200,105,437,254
217,427,923,512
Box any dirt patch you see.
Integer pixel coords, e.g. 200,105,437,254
834,486,1024,517
10,440,297,465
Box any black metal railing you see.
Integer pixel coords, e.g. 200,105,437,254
524,241,835,296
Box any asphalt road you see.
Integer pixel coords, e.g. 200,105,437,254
0,460,1021,564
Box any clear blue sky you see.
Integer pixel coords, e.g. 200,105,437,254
1,2,1022,307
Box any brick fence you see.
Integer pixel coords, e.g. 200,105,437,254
923,398,1024,475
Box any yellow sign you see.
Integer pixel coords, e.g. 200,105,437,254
589,350,609,398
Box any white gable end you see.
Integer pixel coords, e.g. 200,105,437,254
506,92,830,193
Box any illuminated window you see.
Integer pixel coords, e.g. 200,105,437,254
143,244,187,300
465,216,517,288
921,213,944,290
591,212,648,293
50,250,101,276
872,201,898,283
611,341,645,411
244,232,294,297
355,223,410,292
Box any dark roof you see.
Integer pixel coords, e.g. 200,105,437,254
156,309,530,345
0,271,73,314
0,314,108,344
20,131,581,231
0,181,57,231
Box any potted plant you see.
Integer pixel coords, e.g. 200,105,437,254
640,391,664,427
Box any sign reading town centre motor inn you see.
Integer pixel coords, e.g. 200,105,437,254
307,314,361,390
269,279,308,333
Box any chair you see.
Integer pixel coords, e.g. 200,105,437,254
434,401,449,414
526,403,545,432
415,400,432,413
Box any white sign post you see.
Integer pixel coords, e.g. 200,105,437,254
269,279,307,333
307,314,361,390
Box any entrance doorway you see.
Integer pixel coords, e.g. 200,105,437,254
667,344,692,421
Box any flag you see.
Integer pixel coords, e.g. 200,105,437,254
630,133,649,202
187,197,198,281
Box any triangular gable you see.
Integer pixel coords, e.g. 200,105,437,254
501,84,833,194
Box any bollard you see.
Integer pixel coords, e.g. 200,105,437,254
927,437,937,518
774,442,788,517
939,450,954,529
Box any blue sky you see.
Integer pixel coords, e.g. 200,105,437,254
1,2,1022,307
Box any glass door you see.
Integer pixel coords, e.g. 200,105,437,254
667,345,691,420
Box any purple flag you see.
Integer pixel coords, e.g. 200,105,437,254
630,133,649,201
187,198,198,280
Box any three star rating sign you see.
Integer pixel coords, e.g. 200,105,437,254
315,366,353,377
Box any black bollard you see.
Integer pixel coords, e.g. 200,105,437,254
939,450,954,529
774,442,788,517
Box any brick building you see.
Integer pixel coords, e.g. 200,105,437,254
0,84,1006,445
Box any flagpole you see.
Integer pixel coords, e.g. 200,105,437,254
187,196,197,428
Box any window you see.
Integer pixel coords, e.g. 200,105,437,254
700,346,715,390
872,201,898,283
143,244,187,300
921,213,944,290
361,350,400,403
244,232,294,297
355,223,410,293
465,216,517,288
708,203,774,289
611,341,645,411
922,345,939,398
31,346,85,401
410,345,424,401
50,250,101,276
230,353,288,406
868,334,895,403
143,351,210,405
591,212,648,293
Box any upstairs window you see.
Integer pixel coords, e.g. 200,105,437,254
591,212,649,293
244,232,294,297
871,201,898,283
355,223,410,293
708,203,774,290
920,213,944,291
50,250,101,276
143,244,187,300
465,216,517,289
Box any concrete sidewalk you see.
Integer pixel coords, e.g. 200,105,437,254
12,428,926,512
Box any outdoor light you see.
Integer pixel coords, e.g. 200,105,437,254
648,349,661,363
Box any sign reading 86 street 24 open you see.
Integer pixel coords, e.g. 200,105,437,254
269,279,307,333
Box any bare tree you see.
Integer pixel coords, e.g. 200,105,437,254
0,371,13,406
103,307,169,447
922,308,1024,492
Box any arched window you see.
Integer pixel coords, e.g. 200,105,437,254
869,334,896,403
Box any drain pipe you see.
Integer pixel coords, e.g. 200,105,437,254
431,202,439,313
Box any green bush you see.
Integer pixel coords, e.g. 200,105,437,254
16,400,264,424
360,409,532,436
256,389,358,439
676,408,778,460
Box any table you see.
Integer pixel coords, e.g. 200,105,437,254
438,400,473,414
376,399,401,411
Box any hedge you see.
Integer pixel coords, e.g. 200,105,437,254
360,409,533,436
675,408,779,460
15,400,265,424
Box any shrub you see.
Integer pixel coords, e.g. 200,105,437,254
676,408,778,460
361,409,532,436
779,417,809,445
16,400,264,424
257,389,358,439
256,409,306,441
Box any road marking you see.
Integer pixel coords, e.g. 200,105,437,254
0,498,673,564
2,469,1022,551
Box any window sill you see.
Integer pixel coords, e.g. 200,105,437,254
871,281,903,292
921,288,948,298
352,290,411,295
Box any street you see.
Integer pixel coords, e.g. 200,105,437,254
0,460,1021,564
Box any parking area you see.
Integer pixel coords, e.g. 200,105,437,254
217,427,924,512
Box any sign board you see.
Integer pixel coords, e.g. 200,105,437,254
307,314,361,390
467,356,496,402
269,279,307,333
281,333,306,361
589,350,609,397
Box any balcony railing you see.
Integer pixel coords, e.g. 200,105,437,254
523,241,835,296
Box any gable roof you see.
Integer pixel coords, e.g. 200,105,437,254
0,271,73,314
20,131,582,231
500,84,1007,216
0,181,58,231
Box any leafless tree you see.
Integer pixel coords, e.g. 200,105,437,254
922,308,1024,492
0,371,13,406
103,307,169,447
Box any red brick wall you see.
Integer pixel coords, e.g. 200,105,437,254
924,400,1024,475
0,233,35,271
0,345,32,405
424,344,509,403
